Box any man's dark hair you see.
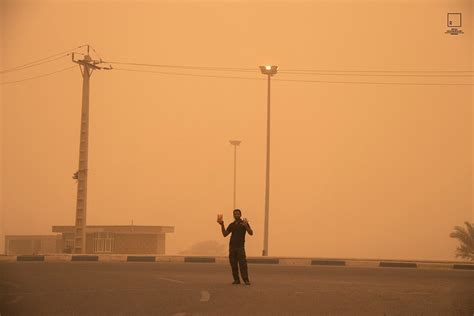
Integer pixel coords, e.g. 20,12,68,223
233,209,242,215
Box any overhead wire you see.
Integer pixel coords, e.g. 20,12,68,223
273,77,474,86
1,48,472,86
104,60,473,84
103,60,473,75
111,67,473,86
90,46,104,62
0,45,88,74
0,55,71,74
103,61,257,73
278,71,474,77
281,68,474,73
0,66,77,85
113,67,264,81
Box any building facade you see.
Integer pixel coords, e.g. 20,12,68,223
5,235,62,255
5,225,174,255
52,225,174,254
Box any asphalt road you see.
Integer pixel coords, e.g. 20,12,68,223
0,262,473,316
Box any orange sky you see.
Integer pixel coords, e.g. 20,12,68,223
0,0,473,260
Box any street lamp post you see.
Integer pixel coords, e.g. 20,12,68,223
229,140,241,210
259,65,278,257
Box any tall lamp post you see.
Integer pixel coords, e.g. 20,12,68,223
259,65,278,257
229,140,241,210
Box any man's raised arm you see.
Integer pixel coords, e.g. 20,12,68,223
217,214,230,237
220,222,231,237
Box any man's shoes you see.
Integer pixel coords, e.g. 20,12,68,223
232,280,241,285
243,279,251,285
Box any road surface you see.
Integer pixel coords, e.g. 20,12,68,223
0,262,473,315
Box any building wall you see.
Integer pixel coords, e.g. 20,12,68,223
61,233,75,253
5,235,62,255
114,233,160,254
156,234,165,254
5,230,169,255
41,236,62,253
74,232,166,254
85,234,94,254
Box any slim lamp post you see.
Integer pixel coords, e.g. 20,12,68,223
259,65,278,257
229,140,241,209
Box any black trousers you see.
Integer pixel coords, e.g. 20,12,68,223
229,247,249,281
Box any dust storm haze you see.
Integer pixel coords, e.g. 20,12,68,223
0,0,472,261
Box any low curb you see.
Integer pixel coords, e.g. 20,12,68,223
72,255,99,262
1,255,473,271
312,260,345,266
379,261,417,268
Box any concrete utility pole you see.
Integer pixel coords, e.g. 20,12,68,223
229,140,241,210
259,65,278,257
71,46,109,254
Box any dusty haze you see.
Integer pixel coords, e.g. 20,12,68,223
0,0,473,260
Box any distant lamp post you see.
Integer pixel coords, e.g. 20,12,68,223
229,140,242,210
259,65,278,257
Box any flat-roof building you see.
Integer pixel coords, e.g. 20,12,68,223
52,225,174,254
5,225,174,255
5,235,62,255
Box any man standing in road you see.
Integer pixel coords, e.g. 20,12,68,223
217,209,253,285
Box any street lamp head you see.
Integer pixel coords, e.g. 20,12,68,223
259,65,278,75
229,140,242,146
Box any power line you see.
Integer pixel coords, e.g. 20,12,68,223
2,63,471,87
0,66,77,85
104,61,257,73
278,71,474,78
106,60,474,82
2,49,472,86
104,61,474,74
0,55,70,74
0,45,87,74
113,67,264,81
90,46,103,61
282,68,474,73
113,67,473,86
274,77,474,86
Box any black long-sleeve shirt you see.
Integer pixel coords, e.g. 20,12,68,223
226,220,251,249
